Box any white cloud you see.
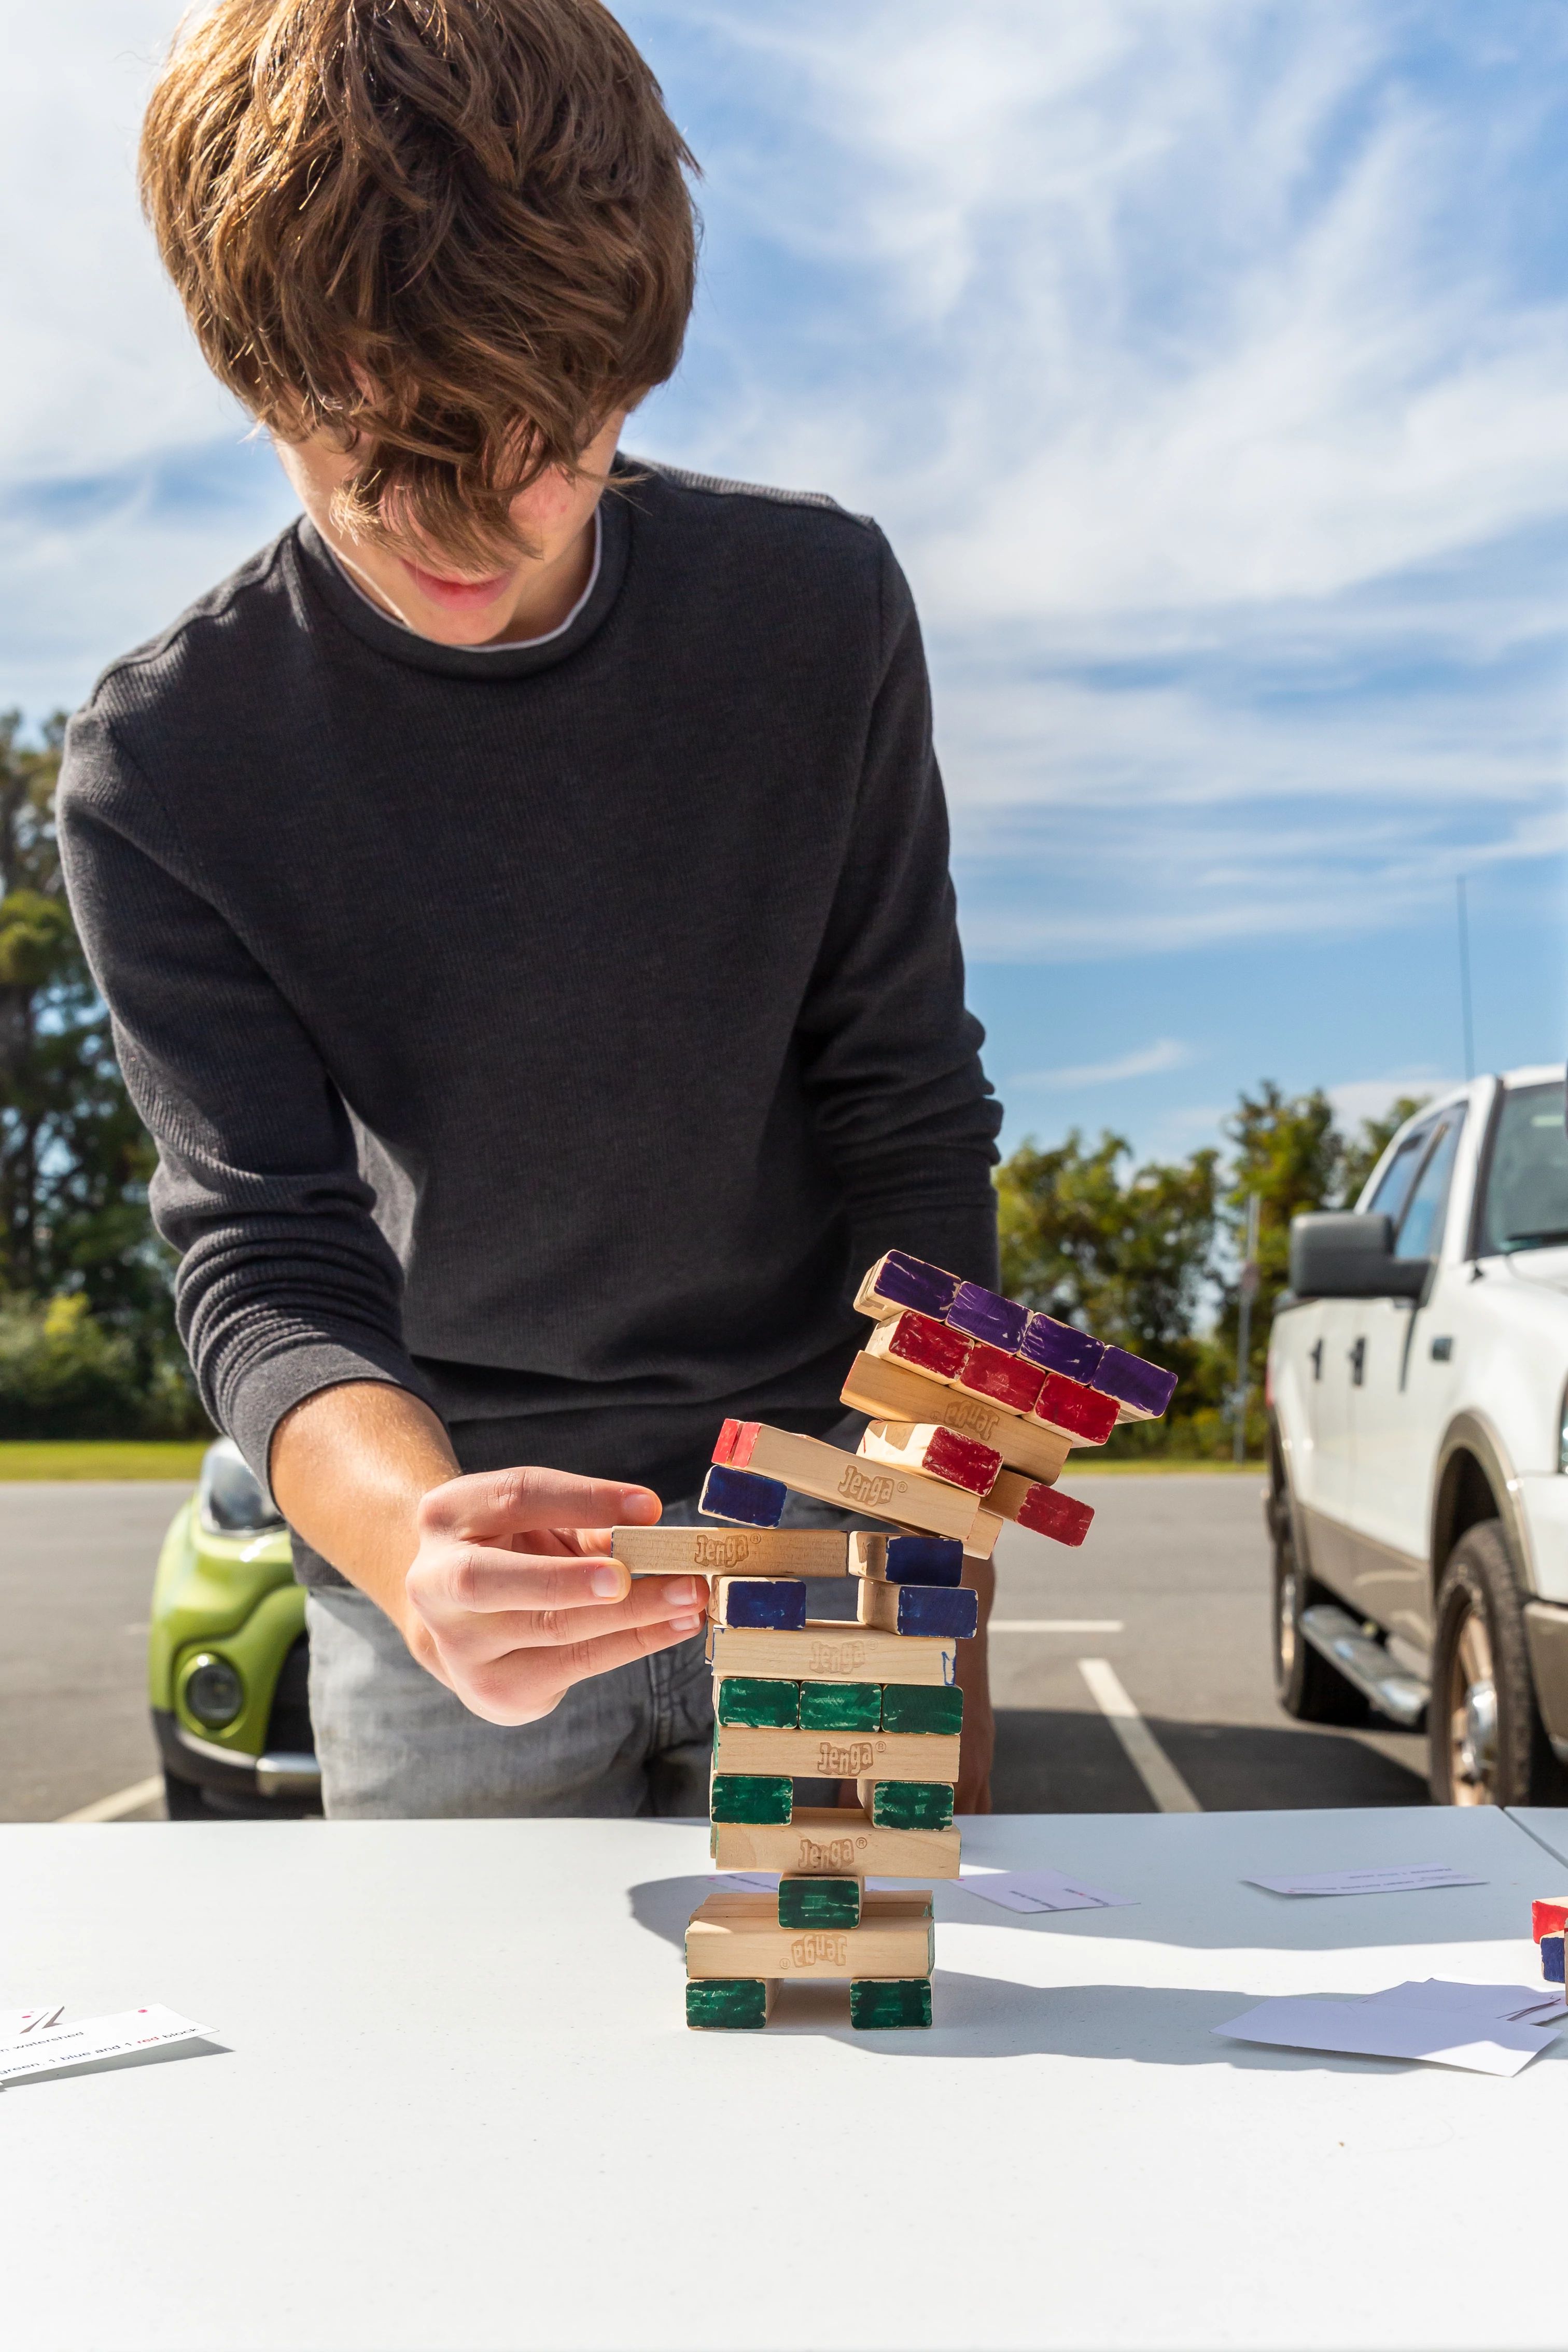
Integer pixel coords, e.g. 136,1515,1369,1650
1327,1073,1455,1129
1014,1038,1193,1087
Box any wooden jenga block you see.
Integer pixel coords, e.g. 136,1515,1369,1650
857,1777,956,1829
854,1251,961,1324
712,1724,962,1781
714,1676,799,1728
849,1530,965,1587
858,1419,1002,1496
1544,1932,1566,1986
716,1421,981,1543
1034,1372,1119,1446
1096,1344,1178,1420
945,1280,1028,1354
709,1577,806,1631
966,1509,1003,1562
710,1804,962,1878
685,1978,775,2029
779,1877,861,1929
799,1679,881,1730
612,1525,849,1577
707,1621,957,1686
954,1338,1044,1415
881,1683,963,1736
985,1469,1095,1548
841,1350,1071,1486
857,1579,979,1640
850,1979,932,2030
1018,1310,1107,1384
1531,1898,1568,1942
863,1309,970,1381
709,1773,792,1824
685,1889,934,1980
698,1463,787,1526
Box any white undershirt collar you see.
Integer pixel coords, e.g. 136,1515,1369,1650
327,508,603,651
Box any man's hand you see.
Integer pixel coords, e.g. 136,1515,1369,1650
401,1465,703,1725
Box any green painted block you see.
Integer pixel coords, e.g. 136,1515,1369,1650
850,1977,932,2030
867,1779,954,1830
881,1683,964,1737
710,1774,793,1824
687,1979,769,2030
717,1676,800,1728
778,1876,861,1929
800,1680,881,1731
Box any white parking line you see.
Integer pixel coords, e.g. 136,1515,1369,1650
57,1775,164,1824
1077,1657,1201,1814
990,1619,1125,1633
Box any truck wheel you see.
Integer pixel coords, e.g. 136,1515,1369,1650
1271,1495,1368,1724
1430,1520,1561,1805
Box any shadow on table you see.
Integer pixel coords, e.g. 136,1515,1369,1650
993,1706,1427,1815
4,2038,229,2092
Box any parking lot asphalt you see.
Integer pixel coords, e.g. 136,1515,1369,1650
0,1471,1430,1822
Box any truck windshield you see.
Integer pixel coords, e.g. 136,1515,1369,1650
1478,1081,1568,1254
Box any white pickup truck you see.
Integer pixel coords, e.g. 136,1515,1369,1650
1267,1063,1568,1804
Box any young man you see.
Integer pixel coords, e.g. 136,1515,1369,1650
60,0,1002,1817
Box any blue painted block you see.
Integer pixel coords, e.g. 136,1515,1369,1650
884,1533,965,1588
715,1578,807,1631
1018,1311,1107,1383
1543,1931,1565,1985
699,1463,786,1528
1095,1345,1178,1418
892,1584,980,1640
946,1281,1028,1353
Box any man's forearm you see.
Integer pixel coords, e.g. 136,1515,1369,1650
270,1380,460,1634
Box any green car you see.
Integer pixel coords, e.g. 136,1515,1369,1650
150,1438,321,1818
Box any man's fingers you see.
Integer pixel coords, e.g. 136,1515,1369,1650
447,1577,707,1652
414,1540,704,1625
467,1613,705,1721
418,1464,661,1543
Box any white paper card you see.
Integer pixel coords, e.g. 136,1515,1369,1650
1245,1864,1486,1898
959,1868,1137,1914
0,2006,211,2084
1213,1979,1560,2076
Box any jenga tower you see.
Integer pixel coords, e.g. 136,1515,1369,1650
609,1252,1178,2031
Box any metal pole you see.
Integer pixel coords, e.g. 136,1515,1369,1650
1234,1191,1261,1465
1457,876,1475,1081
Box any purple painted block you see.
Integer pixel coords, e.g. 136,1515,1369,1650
865,1250,960,1320
945,1282,1028,1353
699,1463,787,1528
1018,1312,1107,1383
1095,1346,1178,1419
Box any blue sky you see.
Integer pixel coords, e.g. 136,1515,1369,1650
6,0,1568,1163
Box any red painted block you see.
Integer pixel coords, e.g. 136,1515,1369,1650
1034,1373,1119,1446
921,1426,1006,1495
1014,1483,1095,1547
713,1419,760,1468
957,1340,1044,1415
874,1309,970,1381
1532,1898,1568,1943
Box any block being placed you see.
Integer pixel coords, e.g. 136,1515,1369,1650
715,1675,800,1729
698,1463,787,1527
685,1888,934,1981
799,1679,881,1731
1018,1311,1107,1384
854,1251,961,1324
710,1803,962,1879
1543,1931,1565,1986
779,1877,862,1930
856,1777,956,1830
881,1683,964,1737
612,1524,848,1577
717,1421,981,1544
1033,1371,1119,1447
850,1978,932,2031
709,1773,793,1824
841,1350,1071,1486
858,1579,979,1641
945,1280,1029,1354
1095,1344,1179,1421
954,1339,1044,1416
713,1723,962,1782
849,1530,965,1588
707,1621,957,1687
710,1577,806,1631
685,1978,774,2030
864,1310,970,1382
858,1419,1003,1496
1531,1898,1568,1942
985,1469,1095,1548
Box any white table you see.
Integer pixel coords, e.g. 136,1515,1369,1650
4,1806,1563,2352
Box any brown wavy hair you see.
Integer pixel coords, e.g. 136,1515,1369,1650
141,0,698,569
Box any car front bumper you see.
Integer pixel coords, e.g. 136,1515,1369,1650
152,1709,321,1807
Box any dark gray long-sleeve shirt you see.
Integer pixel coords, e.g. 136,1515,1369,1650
59,458,1001,1584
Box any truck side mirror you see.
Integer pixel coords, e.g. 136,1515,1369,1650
1289,1212,1431,1301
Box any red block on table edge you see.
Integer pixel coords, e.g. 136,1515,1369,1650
1532,1898,1568,1942
883,1310,971,1381
956,1339,1045,1415
1013,1482,1095,1547
1033,1372,1119,1445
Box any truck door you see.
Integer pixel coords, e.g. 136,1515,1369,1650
1347,1104,1468,1644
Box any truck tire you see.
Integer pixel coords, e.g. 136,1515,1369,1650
1430,1520,1563,1805
1270,1487,1368,1724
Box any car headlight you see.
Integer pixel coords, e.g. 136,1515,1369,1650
198,1437,284,1535
182,1653,245,1730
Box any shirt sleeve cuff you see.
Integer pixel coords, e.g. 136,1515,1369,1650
222,1338,442,1504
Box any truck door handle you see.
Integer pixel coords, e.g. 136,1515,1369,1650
1310,1340,1323,1381
1349,1338,1366,1386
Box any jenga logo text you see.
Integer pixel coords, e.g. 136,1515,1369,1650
837,1462,898,1508
796,1835,864,1868
691,1532,752,1570
817,1740,875,1775
944,1395,1000,1441
807,1641,867,1673
790,1933,849,1966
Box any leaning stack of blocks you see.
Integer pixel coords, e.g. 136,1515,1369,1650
610,1251,1178,2031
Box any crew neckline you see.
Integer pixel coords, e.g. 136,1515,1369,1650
293,468,632,680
